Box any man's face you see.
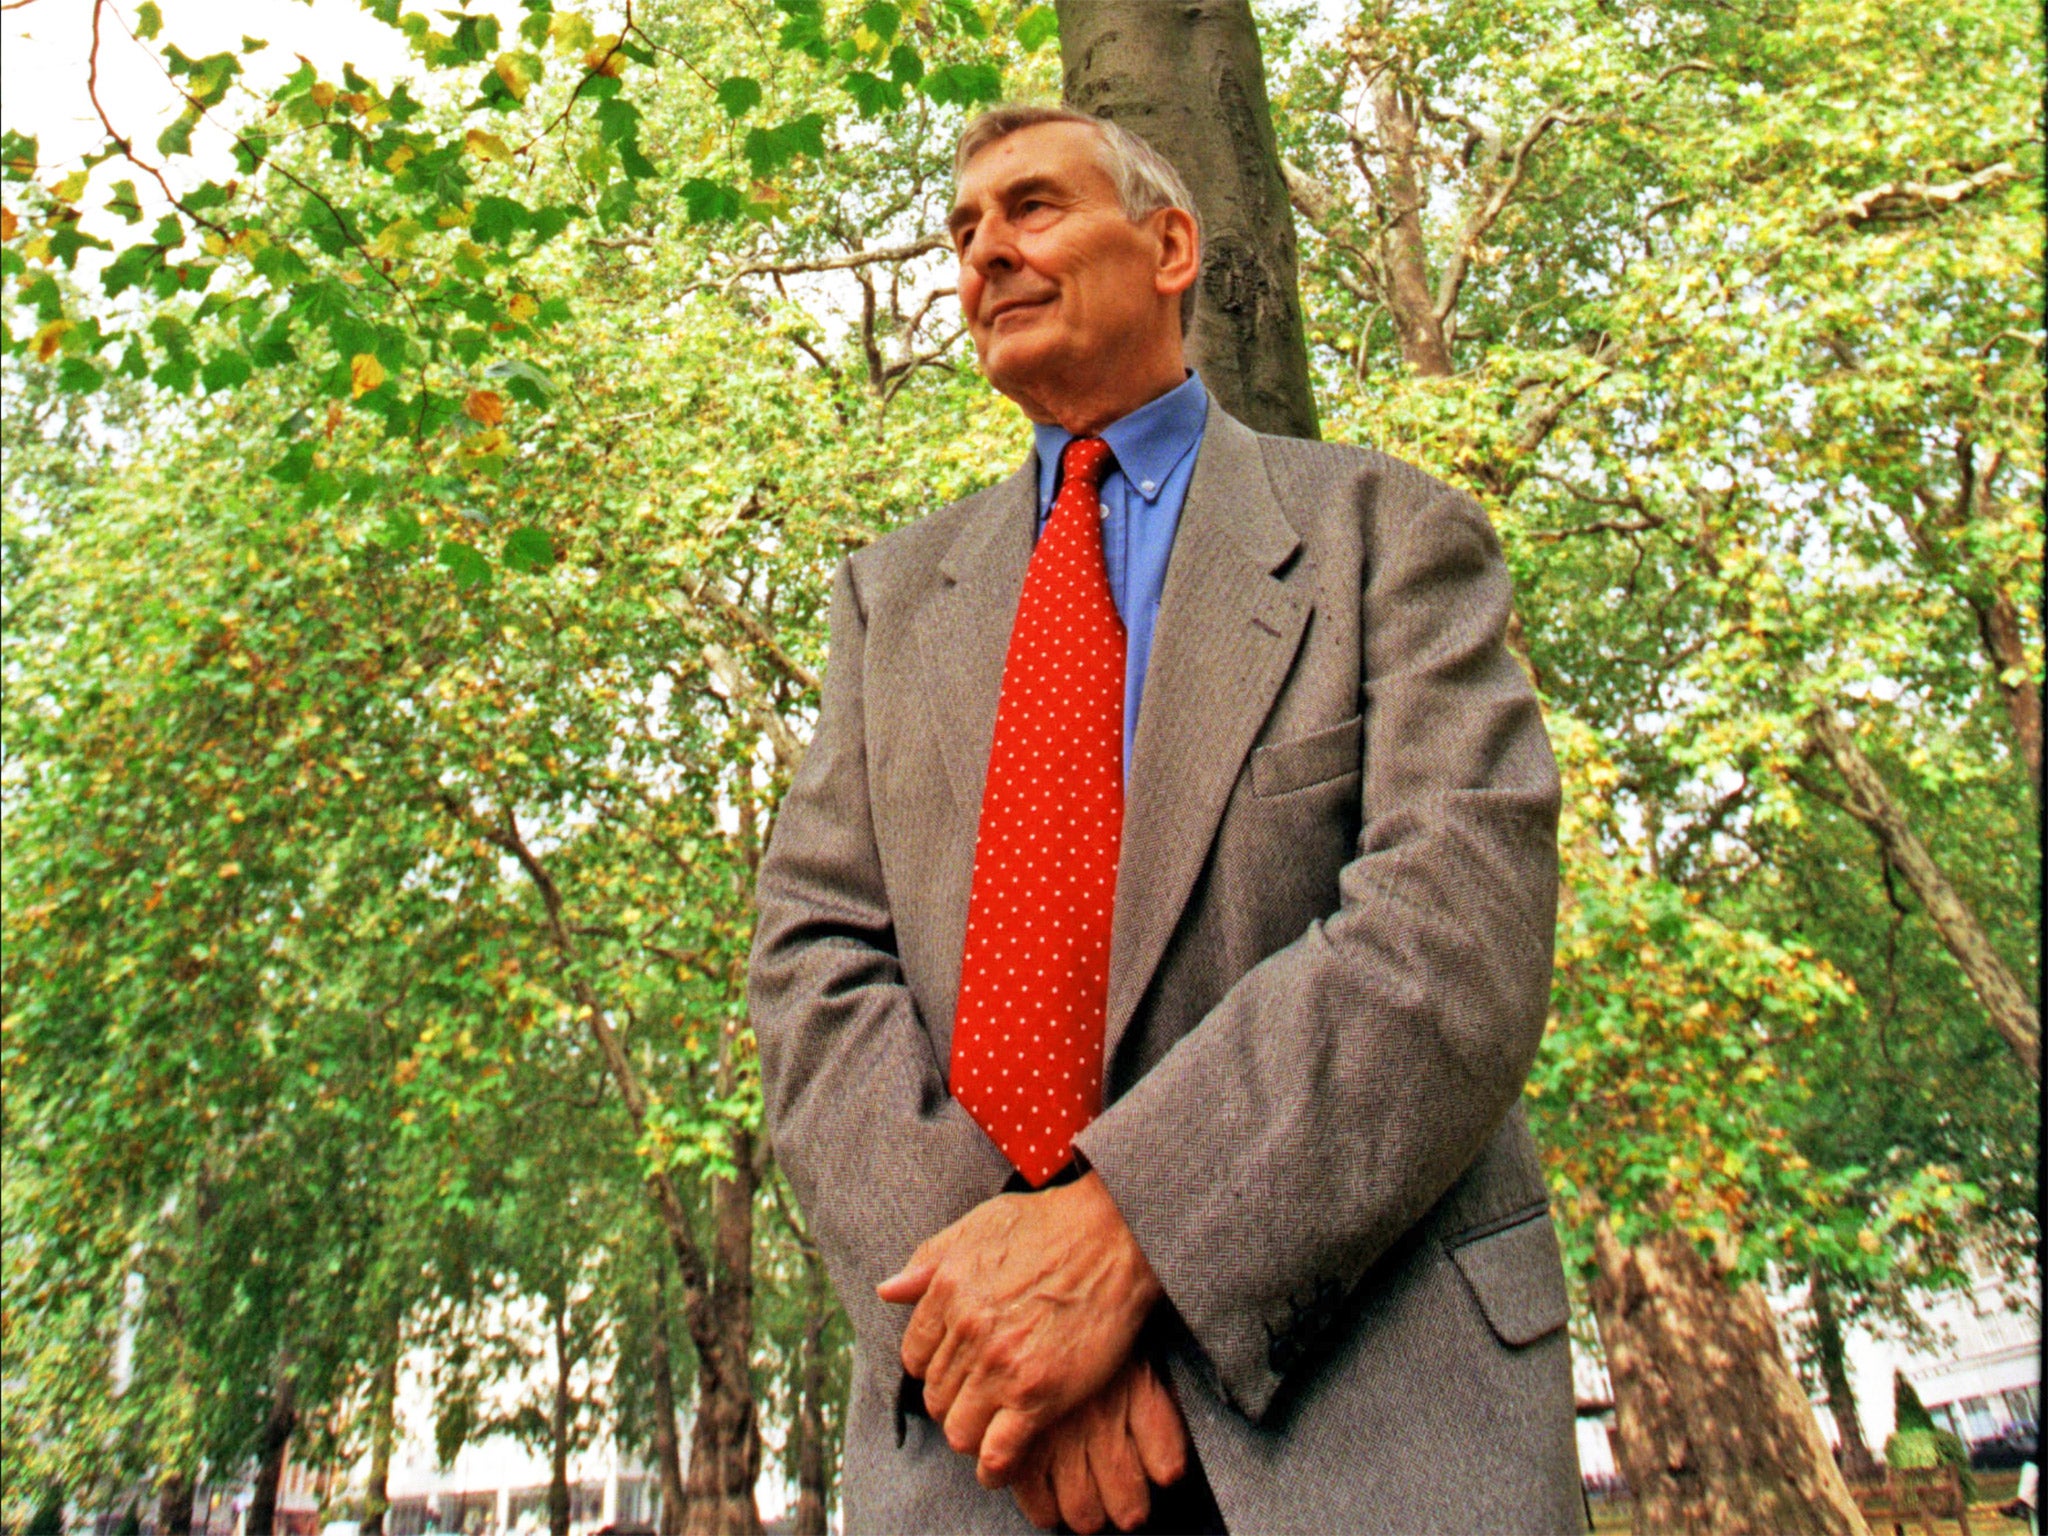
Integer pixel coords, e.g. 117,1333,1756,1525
949,122,1177,410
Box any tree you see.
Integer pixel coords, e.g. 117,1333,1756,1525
1055,0,1318,437
1263,0,2037,1525
3,1,2036,1529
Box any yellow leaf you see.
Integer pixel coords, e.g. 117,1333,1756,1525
349,352,388,397
23,233,51,264
461,427,510,458
0,206,16,242
202,232,228,256
505,291,539,322
494,53,534,101
464,389,505,425
217,862,242,879
550,10,595,53
385,144,416,172
32,319,71,361
584,35,624,75
52,170,88,205
437,205,471,229
310,81,338,109
465,128,513,162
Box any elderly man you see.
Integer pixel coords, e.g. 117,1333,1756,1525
749,105,1579,1534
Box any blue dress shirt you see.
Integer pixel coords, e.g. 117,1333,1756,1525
1032,370,1209,777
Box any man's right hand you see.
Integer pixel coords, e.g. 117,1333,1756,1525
1005,1355,1189,1534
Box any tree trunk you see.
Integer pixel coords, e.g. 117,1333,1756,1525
680,1112,763,1536
155,1469,194,1536
1056,0,1320,439
650,1261,691,1536
244,1374,299,1536
1976,587,2041,802
791,1256,831,1536
1807,1263,1880,1483
1806,704,2040,1080
1368,84,1456,378
360,1338,400,1536
550,1296,573,1536
1590,1221,1868,1536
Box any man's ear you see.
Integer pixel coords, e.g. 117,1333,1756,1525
1152,207,1201,304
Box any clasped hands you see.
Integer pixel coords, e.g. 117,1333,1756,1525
877,1171,1189,1533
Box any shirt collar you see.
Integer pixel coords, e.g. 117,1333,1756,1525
1033,369,1210,508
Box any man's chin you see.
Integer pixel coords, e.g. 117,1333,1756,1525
980,339,1070,416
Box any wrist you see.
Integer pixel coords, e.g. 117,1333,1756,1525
1072,1169,1163,1313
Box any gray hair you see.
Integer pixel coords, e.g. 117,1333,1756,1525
954,104,1203,333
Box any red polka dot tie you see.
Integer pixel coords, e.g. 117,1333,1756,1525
951,436,1124,1188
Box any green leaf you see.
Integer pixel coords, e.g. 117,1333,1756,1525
136,1,162,39
1015,5,1058,52
502,526,554,572
484,357,556,404
471,195,531,245
784,113,826,159
716,76,763,119
439,539,492,588
942,0,987,36
743,127,788,178
268,441,315,485
843,71,902,118
887,43,923,84
681,178,744,224
156,109,199,160
377,506,425,550
921,62,1001,106
274,58,316,100
105,181,144,224
596,98,642,146
857,2,901,44
152,355,196,393
200,353,253,392
56,357,101,393
777,8,829,59
1,130,37,180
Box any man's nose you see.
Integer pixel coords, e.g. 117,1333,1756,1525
965,213,1022,283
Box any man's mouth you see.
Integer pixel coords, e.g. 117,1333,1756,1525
988,296,1051,325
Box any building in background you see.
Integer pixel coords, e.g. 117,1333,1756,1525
1573,1257,2038,1483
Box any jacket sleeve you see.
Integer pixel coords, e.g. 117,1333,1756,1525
1070,477,1561,1423
749,555,1014,1358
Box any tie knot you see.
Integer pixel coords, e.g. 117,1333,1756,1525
1060,436,1115,493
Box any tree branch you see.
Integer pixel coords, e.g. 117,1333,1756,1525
720,233,948,292
1818,162,2020,229
1801,705,2039,1080
1434,105,1581,325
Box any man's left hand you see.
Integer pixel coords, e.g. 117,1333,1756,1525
877,1171,1163,1484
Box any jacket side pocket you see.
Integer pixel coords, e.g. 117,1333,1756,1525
1251,713,1363,798
1446,1206,1571,1347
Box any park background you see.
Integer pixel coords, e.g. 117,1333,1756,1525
0,0,2038,1532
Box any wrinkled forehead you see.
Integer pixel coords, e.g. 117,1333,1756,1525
949,121,1112,219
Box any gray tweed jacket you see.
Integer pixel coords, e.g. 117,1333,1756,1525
748,398,1581,1534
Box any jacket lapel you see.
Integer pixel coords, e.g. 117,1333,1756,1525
921,459,1038,820
1104,403,1309,1076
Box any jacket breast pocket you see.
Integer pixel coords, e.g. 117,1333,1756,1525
1446,1205,1571,1347
1251,714,1363,798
